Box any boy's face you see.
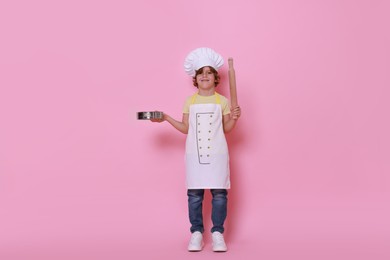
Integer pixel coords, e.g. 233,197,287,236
196,66,216,89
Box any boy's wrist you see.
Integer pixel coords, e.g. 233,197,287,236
163,113,169,121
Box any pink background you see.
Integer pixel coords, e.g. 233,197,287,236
1,0,389,259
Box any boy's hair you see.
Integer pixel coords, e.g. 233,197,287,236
192,66,221,87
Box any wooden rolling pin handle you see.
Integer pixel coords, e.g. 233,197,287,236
228,57,238,108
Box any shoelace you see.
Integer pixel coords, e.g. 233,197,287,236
213,233,225,245
191,233,202,243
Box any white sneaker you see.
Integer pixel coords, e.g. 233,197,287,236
212,231,227,252
188,231,204,251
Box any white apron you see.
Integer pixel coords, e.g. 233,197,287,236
185,94,230,189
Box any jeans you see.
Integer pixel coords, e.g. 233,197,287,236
187,189,228,234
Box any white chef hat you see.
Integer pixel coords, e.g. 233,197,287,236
184,47,224,77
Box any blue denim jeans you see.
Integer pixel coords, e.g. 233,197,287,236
187,189,228,234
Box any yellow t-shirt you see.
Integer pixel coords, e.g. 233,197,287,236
182,92,231,115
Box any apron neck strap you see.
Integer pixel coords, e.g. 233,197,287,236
191,92,221,104
215,93,221,104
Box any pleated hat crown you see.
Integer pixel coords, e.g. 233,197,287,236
184,47,224,76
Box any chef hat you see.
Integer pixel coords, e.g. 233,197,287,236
184,47,224,76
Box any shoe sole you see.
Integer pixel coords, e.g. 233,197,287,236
188,242,204,252
213,249,227,252
188,248,203,252
212,245,227,252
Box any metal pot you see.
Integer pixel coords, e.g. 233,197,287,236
137,111,163,120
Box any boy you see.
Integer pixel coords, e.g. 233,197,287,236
152,47,241,252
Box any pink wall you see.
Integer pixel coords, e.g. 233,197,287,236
1,0,389,259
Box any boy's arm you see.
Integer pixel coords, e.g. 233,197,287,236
165,113,189,134
223,106,241,133
152,113,189,134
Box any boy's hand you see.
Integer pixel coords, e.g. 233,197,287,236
231,106,241,120
150,112,165,123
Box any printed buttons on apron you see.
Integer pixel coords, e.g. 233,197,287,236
196,112,214,164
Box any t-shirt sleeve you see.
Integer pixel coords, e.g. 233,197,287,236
221,96,231,115
182,96,192,114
